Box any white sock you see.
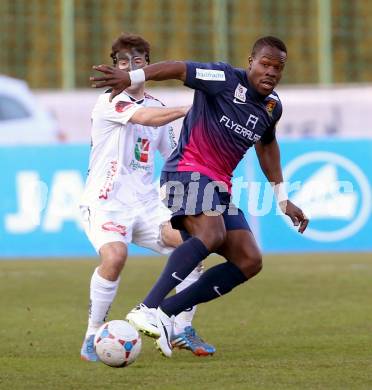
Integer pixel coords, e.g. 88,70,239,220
173,263,203,334
85,267,120,337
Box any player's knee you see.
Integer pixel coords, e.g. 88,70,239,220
99,243,128,280
106,247,127,268
160,222,182,248
252,255,263,275
240,253,262,279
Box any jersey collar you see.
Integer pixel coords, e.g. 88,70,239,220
124,91,144,104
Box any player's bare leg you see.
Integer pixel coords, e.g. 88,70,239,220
216,229,263,279
81,242,127,361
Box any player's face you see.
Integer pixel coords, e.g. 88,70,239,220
116,48,148,71
247,46,287,96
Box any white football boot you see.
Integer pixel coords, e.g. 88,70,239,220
126,303,160,338
155,307,174,358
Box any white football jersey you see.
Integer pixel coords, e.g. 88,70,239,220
81,91,177,210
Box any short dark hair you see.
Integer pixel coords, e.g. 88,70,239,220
251,36,287,57
110,33,150,64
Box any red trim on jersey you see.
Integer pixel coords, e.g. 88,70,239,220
115,101,134,112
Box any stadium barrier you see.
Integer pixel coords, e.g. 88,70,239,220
35,87,372,143
1,140,371,257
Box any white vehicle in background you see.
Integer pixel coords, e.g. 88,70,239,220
0,75,62,144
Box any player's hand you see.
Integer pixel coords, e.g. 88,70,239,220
279,200,309,234
90,65,131,101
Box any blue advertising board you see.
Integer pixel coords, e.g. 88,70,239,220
0,146,94,257
251,140,372,252
0,140,371,257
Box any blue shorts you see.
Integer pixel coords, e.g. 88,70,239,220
160,171,251,232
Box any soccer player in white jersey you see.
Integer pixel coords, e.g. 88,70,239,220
80,33,215,361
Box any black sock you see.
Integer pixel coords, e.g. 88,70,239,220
143,237,210,308
160,261,247,316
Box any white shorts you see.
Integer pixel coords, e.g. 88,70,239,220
80,199,173,255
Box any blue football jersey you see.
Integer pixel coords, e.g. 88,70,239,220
163,61,282,190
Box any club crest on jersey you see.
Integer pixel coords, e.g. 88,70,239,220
265,100,276,116
234,83,247,102
115,101,133,113
134,137,150,163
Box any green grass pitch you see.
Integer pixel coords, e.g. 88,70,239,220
0,253,371,390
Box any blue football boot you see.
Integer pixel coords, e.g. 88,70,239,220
171,326,216,356
80,334,100,362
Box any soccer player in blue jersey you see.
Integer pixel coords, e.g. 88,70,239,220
91,36,309,357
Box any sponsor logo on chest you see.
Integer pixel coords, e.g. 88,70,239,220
134,137,150,163
195,68,226,81
233,83,247,103
129,137,152,171
220,114,261,142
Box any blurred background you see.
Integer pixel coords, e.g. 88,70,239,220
2,0,372,87
0,0,371,256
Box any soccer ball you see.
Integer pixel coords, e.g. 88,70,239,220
94,320,142,367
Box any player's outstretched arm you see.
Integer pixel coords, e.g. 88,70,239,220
91,61,187,101
130,106,189,127
255,138,309,234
